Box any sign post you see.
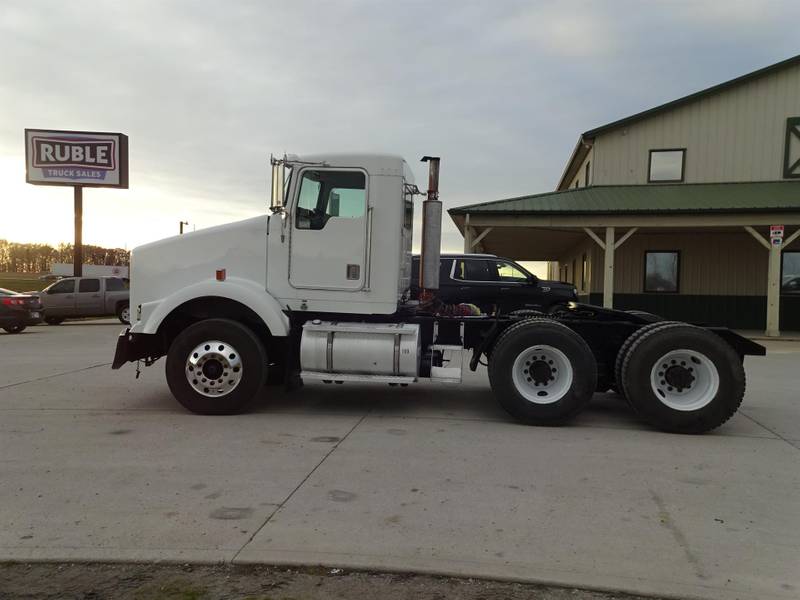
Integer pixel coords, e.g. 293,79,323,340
24,129,129,277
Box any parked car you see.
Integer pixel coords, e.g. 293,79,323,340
35,276,130,324
411,254,577,314
0,287,44,333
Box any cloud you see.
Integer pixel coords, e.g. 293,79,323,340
1,0,798,252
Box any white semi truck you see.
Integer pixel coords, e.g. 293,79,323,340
113,154,765,433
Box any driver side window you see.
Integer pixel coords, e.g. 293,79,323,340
295,170,366,230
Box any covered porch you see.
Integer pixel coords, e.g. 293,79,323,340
449,182,800,336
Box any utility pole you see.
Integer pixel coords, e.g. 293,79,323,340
180,221,189,235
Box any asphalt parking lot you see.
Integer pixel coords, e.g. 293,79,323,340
1,321,798,600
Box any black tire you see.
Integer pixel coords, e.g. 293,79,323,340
117,302,130,324
621,325,745,434
3,324,26,334
614,321,682,400
488,319,597,425
45,317,64,325
165,318,267,415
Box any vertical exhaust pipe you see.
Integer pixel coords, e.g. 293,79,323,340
419,156,441,301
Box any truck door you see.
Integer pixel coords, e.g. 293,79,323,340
75,278,104,315
289,168,367,290
42,278,77,316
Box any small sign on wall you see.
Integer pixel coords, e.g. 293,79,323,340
24,128,129,188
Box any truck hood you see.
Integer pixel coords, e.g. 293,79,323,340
130,215,268,317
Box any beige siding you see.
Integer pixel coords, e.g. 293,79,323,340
558,232,769,296
567,147,594,189
592,64,800,185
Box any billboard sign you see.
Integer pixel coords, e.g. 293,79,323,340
25,128,128,188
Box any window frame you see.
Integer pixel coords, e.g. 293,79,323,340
47,279,76,294
581,253,587,292
781,250,800,294
647,148,686,183
291,166,369,231
643,250,681,294
451,258,498,283
78,278,101,293
783,117,800,179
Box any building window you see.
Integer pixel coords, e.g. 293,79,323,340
783,251,800,293
584,161,590,187
572,259,577,285
644,251,680,293
784,117,800,178
648,149,685,183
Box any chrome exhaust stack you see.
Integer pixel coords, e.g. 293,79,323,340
419,156,441,301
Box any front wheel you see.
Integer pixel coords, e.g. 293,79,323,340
488,319,597,425
165,318,268,415
3,324,26,334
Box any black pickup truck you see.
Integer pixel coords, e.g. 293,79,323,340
411,254,577,314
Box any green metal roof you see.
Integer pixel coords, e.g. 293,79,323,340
449,181,800,216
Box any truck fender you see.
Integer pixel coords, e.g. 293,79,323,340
137,277,289,337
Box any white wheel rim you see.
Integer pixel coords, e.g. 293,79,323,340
650,349,719,411
511,345,574,404
186,340,243,397
121,307,130,322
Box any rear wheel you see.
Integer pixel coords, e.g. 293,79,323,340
488,319,597,425
165,318,267,415
3,324,26,334
614,321,682,400
621,325,745,433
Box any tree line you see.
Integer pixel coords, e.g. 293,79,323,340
0,239,129,273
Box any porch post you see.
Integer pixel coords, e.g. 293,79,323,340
766,242,781,337
463,213,472,252
744,225,783,337
603,226,615,308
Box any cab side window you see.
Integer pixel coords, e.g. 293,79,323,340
79,279,100,293
453,259,496,282
295,170,366,230
495,261,528,282
48,279,75,294
105,278,129,292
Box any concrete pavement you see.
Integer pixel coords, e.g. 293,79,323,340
1,320,798,600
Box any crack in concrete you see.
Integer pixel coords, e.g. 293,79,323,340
0,362,111,391
649,489,706,581
231,410,371,562
740,411,800,453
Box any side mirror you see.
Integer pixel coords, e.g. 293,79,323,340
270,155,286,213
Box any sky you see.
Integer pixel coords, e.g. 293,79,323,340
1,0,799,257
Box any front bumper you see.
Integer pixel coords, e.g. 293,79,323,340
112,329,164,369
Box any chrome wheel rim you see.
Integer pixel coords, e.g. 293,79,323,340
512,345,573,404
121,306,130,323
650,349,719,411
186,340,243,397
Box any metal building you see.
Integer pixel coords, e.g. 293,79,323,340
449,55,800,335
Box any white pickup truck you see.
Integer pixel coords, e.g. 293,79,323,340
38,276,130,324
112,153,764,434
